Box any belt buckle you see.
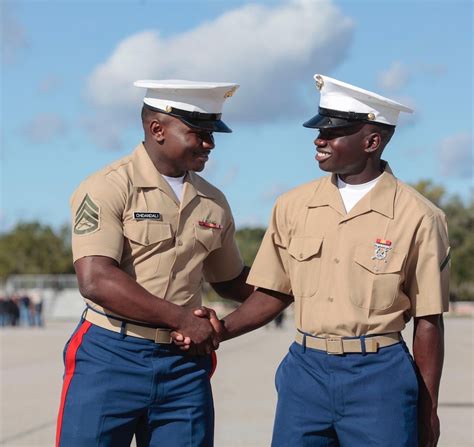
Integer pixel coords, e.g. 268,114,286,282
326,337,344,355
154,329,172,344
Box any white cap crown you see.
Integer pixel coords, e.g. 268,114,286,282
310,74,413,127
134,80,239,114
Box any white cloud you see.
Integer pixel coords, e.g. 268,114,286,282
84,0,354,149
21,113,67,143
1,3,29,65
439,132,473,178
377,62,411,91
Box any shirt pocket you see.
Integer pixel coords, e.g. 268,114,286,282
123,221,173,247
194,224,222,253
287,237,323,298
350,244,405,310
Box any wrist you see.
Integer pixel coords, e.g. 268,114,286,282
219,318,231,341
163,303,186,330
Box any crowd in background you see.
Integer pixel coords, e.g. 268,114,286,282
0,290,44,327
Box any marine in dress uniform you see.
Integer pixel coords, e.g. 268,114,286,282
200,75,450,447
56,80,253,447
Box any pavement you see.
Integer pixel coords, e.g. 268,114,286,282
1,316,473,447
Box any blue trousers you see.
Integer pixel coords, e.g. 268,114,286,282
56,319,215,447
272,341,419,447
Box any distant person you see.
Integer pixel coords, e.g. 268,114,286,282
0,295,7,327
30,289,44,327
18,291,31,327
180,74,450,447
8,294,20,326
56,80,253,446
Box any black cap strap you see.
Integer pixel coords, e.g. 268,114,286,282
144,103,222,121
318,107,372,121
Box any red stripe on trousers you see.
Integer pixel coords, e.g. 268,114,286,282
209,351,217,379
55,321,92,447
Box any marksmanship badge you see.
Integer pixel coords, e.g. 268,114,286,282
74,194,100,235
372,238,392,261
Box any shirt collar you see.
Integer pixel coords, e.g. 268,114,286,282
131,143,218,199
307,161,397,218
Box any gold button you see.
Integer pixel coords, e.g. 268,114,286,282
334,258,340,264
328,297,334,302
177,240,183,246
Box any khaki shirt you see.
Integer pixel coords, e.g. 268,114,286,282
247,164,450,337
71,143,243,318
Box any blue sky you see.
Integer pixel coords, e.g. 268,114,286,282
1,0,472,232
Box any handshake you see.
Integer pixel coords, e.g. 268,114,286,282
171,307,226,356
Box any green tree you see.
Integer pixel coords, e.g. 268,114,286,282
412,181,474,301
0,222,74,280
235,227,266,266
410,180,446,207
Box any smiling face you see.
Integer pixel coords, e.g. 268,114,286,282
144,111,215,177
313,123,386,184
161,117,215,175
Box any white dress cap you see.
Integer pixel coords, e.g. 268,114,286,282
134,80,239,114
303,74,413,129
134,80,239,133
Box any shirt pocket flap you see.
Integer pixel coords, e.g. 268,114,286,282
354,245,405,274
124,221,172,246
194,224,222,252
288,237,323,261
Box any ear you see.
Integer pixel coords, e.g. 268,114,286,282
364,132,381,153
149,119,165,143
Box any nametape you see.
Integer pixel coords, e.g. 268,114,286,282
134,212,162,221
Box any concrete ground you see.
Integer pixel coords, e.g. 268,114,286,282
1,317,473,447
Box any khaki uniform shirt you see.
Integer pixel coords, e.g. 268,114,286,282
71,143,243,319
247,164,450,337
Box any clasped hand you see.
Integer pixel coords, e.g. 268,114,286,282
172,307,223,355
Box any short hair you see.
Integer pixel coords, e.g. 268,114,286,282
370,122,395,148
141,104,158,123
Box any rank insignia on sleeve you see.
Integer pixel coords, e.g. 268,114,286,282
198,219,223,229
74,194,100,235
371,238,392,261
